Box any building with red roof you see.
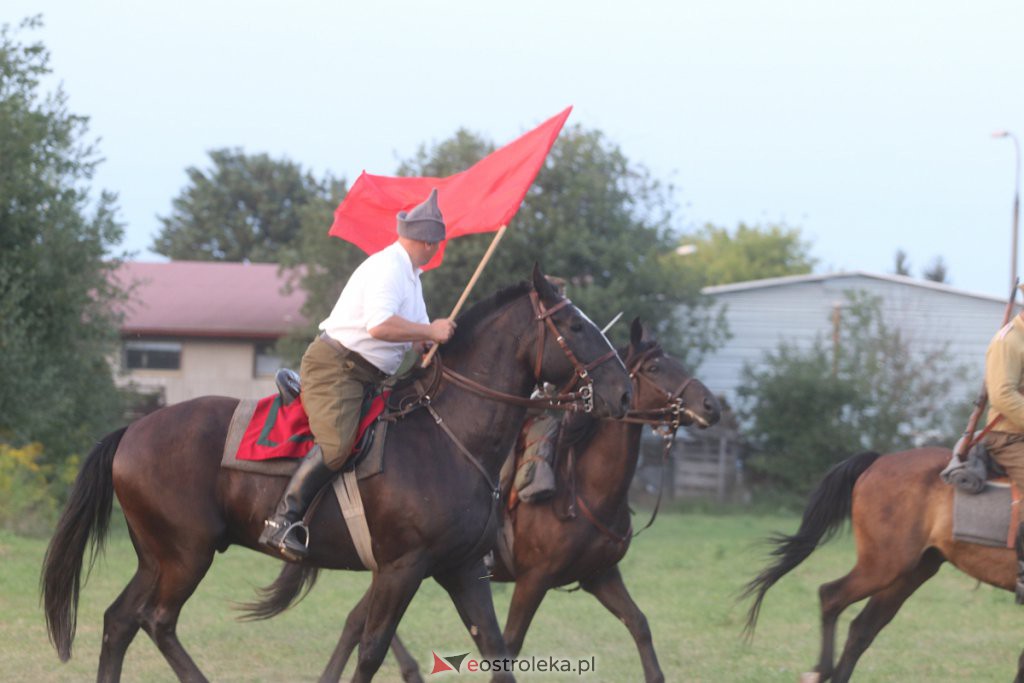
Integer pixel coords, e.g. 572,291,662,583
113,261,308,406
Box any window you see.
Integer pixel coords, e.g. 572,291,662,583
124,341,181,370
254,342,281,378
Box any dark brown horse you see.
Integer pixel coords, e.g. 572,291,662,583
743,447,1023,683
249,318,722,682
41,266,633,683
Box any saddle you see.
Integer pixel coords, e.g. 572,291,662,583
274,368,385,463
491,411,566,578
222,369,390,571
221,369,388,477
945,443,1021,549
275,368,302,405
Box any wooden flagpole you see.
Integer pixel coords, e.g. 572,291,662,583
421,225,508,367
954,277,1019,461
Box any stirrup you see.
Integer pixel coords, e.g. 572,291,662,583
262,519,310,560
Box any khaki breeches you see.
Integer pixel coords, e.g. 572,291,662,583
983,431,1024,492
299,337,385,469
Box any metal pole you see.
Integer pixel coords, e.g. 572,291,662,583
994,131,1021,291
1012,134,1020,291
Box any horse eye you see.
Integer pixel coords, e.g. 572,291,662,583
646,363,659,373
570,318,583,332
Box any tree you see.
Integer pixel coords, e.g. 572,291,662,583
275,176,361,364
401,125,727,366
677,223,817,286
922,256,949,284
152,148,336,263
892,249,911,276
738,291,970,493
0,17,126,464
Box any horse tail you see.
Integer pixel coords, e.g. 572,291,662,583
235,563,320,621
40,426,128,662
741,450,883,637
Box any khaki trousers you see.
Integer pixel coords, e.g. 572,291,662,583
983,431,1024,491
300,336,386,469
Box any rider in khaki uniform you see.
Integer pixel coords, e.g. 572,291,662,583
259,189,456,561
982,303,1024,602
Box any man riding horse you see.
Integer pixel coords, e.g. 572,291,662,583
982,287,1024,601
259,189,457,561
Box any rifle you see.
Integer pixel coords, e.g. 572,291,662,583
954,277,1020,461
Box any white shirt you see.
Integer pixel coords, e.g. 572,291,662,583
319,241,429,375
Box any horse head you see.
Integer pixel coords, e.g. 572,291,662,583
527,264,632,419
624,317,721,429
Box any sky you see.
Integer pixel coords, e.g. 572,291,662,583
8,1,1024,299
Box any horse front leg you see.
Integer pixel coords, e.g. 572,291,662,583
580,565,663,683
389,632,425,683
319,591,370,683
351,563,426,683
501,569,550,656
320,589,423,683
434,558,515,683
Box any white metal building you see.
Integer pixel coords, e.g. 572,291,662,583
696,271,1013,408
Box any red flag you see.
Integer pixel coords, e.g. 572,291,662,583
329,106,572,270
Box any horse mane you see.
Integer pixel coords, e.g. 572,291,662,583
390,280,532,390
556,337,663,457
444,280,531,357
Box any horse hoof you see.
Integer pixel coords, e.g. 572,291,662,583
799,673,821,683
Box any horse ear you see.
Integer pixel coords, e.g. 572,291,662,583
630,317,644,349
532,263,558,301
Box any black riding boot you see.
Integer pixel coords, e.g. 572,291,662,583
258,445,336,561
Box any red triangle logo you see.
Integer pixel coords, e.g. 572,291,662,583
430,651,456,674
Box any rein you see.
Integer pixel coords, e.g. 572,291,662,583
383,288,620,503
386,291,619,419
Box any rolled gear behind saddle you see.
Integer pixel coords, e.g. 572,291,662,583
514,413,560,503
941,442,998,494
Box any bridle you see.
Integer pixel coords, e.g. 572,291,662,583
528,291,619,413
619,345,704,430
562,343,704,548
436,290,619,415
386,287,622,500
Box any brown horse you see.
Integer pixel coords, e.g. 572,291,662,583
743,447,1023,683
248,318,722,682
41,266,633,683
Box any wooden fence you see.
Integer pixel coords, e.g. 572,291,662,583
632,423,746,502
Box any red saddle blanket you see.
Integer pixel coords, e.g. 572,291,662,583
236,392,389,461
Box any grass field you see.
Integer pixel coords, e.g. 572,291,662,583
4,510,1023,682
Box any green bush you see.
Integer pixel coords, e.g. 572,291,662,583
0,442,78,535
739,291,971,495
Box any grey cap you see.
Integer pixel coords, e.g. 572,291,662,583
396,189,446,242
